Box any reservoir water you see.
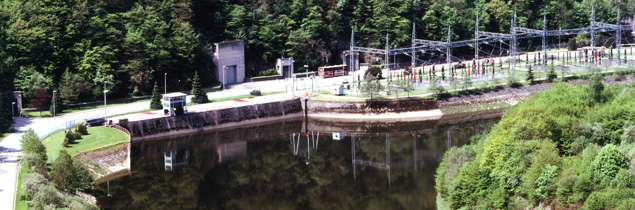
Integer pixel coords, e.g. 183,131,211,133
94,116,499,209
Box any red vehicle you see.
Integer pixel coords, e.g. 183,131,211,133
318,65,349,77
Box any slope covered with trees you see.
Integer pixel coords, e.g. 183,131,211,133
435,77,635,209
0,0,633,103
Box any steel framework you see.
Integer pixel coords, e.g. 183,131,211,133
349,6,633,74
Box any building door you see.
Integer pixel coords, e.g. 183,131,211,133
283,66,290,78
226,65,237,84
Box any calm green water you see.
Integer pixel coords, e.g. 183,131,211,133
95,117,498,210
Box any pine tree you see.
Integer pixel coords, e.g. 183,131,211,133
150,82,162,110
526,66,535,85
191,71,208,103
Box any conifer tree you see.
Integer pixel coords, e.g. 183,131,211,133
526,66,535,85
150,82,162,110
191,71,208,103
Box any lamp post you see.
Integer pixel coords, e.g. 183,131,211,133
104,90,109,123
52,90,56,118
164,73,167,94
11,102,15,130
222,66,227,90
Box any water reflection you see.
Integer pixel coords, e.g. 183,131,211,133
95,117,498,210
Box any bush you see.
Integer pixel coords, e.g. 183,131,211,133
534,164,559,199
435,146,474,197
66,197,99,210
507,77,522,88
250,89,262,96
75,124,88,135
588,74,605,104
568,38,578,51
27,184,64,210
64,131,75,145
610,169,632,189
191,71,209,104
257,68,279,77
132,86,141,96
49,150,94,191
23,153,46,169
73,130,82,140
22,173,49,201
592,144,628,182
20,129,47,163
365,66,382,79
526,66,535,85
547,65,557,82
621,121,635,145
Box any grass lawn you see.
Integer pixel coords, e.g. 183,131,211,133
1,131,11,143
42,127,128,162
14,163,28,210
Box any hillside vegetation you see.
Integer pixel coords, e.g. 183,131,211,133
436,76,635,209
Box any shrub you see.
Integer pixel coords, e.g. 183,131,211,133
435,146,474,197
568,38,577,51
507,77,522,88
257,68,279,77
20,129,47,163
526,66,535,85
76,124,88,135
592,144,628,182
547,65,557,82
621,121,635,145
588,74,605,104
66,197,99,210
50,150,94,191
22,173,49,201
610,169,632,189
64,131,75,145
365,66,382,79
250,89,262,96
23,153,46,169
27,184,63,210
73,130,82,140
132,86,141,96
535,164,559,200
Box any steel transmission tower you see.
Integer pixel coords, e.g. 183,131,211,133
412,22,416,68
617,10,621,64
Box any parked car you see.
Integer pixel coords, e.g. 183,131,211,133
85,117,105,127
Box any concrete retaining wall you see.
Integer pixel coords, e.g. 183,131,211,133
122,98,302,140
307,99,438,114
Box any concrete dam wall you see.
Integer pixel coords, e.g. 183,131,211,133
122,98,302,140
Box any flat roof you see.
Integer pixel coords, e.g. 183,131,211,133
216,39,244,44
319,64,347,69
163,93,187,97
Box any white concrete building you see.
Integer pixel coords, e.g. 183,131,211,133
212,40,245,85
276,57,294,78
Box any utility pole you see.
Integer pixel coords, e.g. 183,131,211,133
475,14,479,61
412,22,416,69
385,33,390,88
510,11,517,75
591,4,596,64
447,25,452,79
53,90,56,118
617,10,622,64
543,15,547,71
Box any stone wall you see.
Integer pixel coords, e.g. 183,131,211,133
122,98,302,140
307,99,438,114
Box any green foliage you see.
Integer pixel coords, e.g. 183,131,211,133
582,189,635,210
534,164,559,200
63,131,76,147
76,124,88,135
430,77,446,100
592,144,628,182
0,95,14,132
49,150,94,191
360,75,382,100
526,66,535,85
250,89,262,96
547,65,557,82
150,82,162,110
506,76,522,88
22,173,48,201
568,38,578,51
20,129,47,163
256,68,279,77
191,71,209,103
588,74,605,104
365,66,382,79
435,146,474,198
27,184,64,210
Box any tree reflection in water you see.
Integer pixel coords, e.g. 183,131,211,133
95,117,498,210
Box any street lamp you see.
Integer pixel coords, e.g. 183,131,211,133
52,90,56,118
104,90,109,123
11,102,15,130
164,73,167,94
222,66,227,90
